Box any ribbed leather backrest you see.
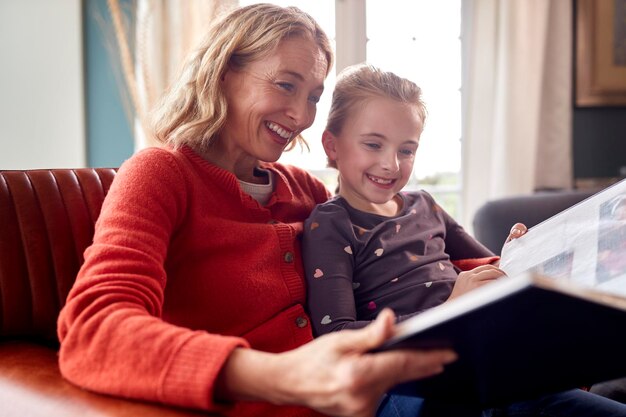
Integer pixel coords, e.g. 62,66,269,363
0,168,116,345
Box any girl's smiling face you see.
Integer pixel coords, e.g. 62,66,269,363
323,96,423,215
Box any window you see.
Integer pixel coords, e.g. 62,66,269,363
366,1,462,218
239,1,462,217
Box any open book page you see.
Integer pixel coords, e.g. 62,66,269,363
500,179,626,297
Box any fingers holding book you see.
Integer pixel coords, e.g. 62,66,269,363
504,223,528,244
447,264,507,301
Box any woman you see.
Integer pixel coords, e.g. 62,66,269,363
57,4,455,417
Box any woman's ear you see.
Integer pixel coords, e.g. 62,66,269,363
221,63,235,82
322,130,338,161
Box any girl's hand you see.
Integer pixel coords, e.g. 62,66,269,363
217,309,456,417
490,223,528,267
447,264,506,301
504,223,528,244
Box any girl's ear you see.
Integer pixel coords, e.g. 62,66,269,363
322,130,338,161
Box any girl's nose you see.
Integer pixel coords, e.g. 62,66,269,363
381,152,399,172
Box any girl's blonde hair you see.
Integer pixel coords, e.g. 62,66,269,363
152,3,333,151
325,64,427,168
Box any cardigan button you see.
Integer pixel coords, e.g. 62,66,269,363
268,219,278,224
284,251,294,263
295,316,308,328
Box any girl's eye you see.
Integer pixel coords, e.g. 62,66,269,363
365,143,381,150
399,149,415,156
308,95,321,104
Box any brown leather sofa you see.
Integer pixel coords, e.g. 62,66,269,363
0,168,206,416
6,169,620,415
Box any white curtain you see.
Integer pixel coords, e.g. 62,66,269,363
461,0,573,230
134,0,237,148
107,0,236,149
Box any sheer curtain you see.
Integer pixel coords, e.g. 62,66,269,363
461,0,573,230
107,0,236,149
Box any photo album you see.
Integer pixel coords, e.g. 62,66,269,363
376,179,626,406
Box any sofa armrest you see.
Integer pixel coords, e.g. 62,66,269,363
472,190,595,255
0,343,212,417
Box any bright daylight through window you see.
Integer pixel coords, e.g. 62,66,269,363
240,1,462,217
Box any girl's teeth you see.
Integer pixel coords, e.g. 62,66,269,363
368,175,392,184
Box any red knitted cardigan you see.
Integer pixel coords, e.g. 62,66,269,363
58,146,331,417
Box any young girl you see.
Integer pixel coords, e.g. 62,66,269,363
302,63,626,417
303,64,504,335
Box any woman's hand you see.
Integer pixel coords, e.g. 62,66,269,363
217,309,456,417
277,309,457,416
447,264,507,301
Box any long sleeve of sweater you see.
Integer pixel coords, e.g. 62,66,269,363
57,148,249,411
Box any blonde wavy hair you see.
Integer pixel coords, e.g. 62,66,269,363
325,64,427,169
152,3,333,152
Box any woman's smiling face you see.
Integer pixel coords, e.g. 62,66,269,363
216,36,328,180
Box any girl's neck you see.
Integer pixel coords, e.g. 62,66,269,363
339,192,403,217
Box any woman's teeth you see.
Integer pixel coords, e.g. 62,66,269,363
266,122,293,140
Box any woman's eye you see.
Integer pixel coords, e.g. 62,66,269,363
308,95,321,104
400,149,415,156
277,82,294,92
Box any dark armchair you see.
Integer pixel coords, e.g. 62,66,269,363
472,190,595,255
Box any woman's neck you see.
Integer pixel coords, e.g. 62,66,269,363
196,142,263,183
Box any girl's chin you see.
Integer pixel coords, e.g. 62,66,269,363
366,192,397,204
367,182,398,195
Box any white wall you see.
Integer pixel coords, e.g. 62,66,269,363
0,0,85,169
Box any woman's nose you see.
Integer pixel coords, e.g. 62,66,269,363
286,97,314,129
